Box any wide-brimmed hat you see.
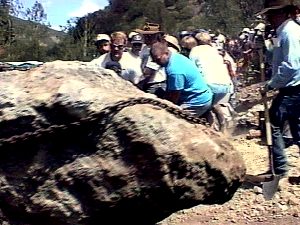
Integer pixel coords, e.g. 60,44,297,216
163,35,181,52
257,0,294,15
135,22,163,35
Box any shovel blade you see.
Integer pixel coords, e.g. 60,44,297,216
262,175,281,200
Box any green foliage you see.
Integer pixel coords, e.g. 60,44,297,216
0,0,13,46
164,0,176,8
6,0,300,62
81,0,267,36
144,1,165,24
24,1,47,24
176,6,194,20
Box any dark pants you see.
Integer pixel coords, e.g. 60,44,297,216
269,88,300,174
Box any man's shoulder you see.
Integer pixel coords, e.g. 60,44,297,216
90,53,109,66
280,19,300,35
167,53,195,73
168,53,185,66
171,52,189,61
190,45,216,56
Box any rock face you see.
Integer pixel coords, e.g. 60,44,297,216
0,61,246,225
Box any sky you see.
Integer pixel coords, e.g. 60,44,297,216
21,0,109,30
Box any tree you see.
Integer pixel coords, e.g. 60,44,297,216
24,0,47,24
1,0,53,61
9,0,24,18
0,0,14,46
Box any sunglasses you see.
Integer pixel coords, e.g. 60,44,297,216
111,44,124,49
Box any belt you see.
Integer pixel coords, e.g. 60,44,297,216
279,84,300,95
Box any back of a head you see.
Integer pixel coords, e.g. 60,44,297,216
180,36,198,50
195,32,212,45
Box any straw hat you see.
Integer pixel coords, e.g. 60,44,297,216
135,22,163,35
164,35,181,52
257,0,294,15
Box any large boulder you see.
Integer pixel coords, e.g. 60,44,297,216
0,61,246,225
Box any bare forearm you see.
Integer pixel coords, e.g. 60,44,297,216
165,91,180,104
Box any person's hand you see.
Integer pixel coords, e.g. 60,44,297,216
260,82,273,95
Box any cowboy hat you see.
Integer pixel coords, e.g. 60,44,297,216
134,22,164,35
257,0,294,15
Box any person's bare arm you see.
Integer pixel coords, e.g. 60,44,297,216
165,90,180,104
137,67,156,89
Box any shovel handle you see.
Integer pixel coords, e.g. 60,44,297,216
258,48,274,173
262,93,272,146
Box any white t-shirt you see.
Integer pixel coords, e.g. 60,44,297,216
91,52,143,85
140,45,166,83
189,45,232,85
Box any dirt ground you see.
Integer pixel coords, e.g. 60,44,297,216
158,136,300,225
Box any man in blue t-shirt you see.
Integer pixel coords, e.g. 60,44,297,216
150,41,213,116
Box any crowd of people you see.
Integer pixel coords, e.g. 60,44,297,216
89,22,243,131
89,0,300,186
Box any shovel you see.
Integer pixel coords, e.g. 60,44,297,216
261,91,280,200
257,48,280,200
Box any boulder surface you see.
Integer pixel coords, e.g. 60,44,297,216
0,61,246,225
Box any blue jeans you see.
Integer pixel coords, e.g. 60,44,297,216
269,91,300,174
181,99,213,117
208,83,232,105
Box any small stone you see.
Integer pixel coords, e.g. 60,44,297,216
253,186,262,194
288,196,300,206
277,203,289,211
230,218,237,223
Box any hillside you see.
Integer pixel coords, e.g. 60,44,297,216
0,15,69,62
11,17,66,48
83,0,265,36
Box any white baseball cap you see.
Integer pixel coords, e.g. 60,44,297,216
95,34,111,42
